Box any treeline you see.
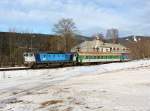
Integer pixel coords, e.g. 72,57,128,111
125,37,150,60
0,32,85,67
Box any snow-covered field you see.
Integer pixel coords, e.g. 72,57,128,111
0,60,150,111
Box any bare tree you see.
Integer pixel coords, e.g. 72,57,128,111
126,38,150,60
53,18,77,35
53,18,77,51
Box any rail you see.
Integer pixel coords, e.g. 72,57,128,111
0,67,31,71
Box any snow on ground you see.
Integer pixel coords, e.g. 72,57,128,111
0,60,150,111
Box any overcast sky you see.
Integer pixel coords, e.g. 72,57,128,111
0,0,150,37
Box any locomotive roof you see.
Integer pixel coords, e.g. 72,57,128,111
24,51,75,54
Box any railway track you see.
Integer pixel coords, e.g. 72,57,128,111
0,67,31,71
0,62,121,72
0,65,74,71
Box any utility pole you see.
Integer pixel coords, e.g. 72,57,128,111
30,35,35,51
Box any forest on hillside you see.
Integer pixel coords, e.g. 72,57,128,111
0,32,88,66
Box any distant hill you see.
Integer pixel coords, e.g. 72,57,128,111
0,32,91,42
104,35,150,46
75,34,92,41
118,35,150,46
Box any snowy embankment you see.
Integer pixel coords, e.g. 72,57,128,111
0,60,150,91
0,59,150,81
1,60,150,111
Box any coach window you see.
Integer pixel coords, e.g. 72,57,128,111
113,48,116,51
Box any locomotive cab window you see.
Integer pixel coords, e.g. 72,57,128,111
24,53,28,57
29,53,33,57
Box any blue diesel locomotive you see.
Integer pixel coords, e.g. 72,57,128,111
23,52,76,68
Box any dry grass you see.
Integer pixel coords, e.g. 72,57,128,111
63,107,73,111
41,100,63,107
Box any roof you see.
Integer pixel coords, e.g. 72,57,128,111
71,39,128,52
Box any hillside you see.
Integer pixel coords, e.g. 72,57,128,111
118,35,150,46
0,32,90,66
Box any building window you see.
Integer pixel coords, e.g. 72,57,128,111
93,47,96,51
96,47,99,52
76,47,80,52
